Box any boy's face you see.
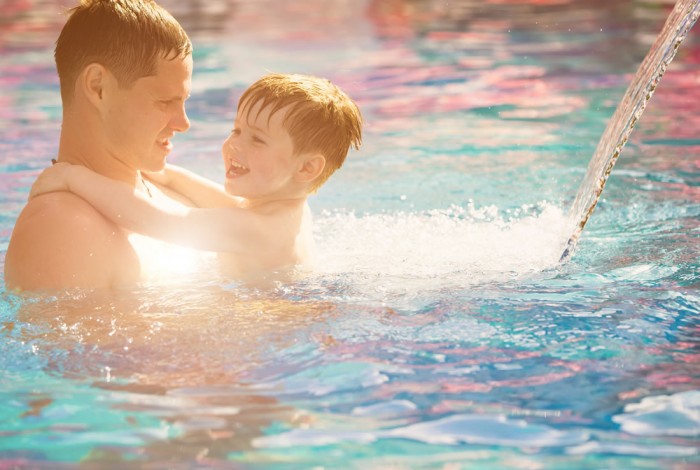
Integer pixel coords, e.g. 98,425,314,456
222,99,301,200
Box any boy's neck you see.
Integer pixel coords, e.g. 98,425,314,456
244,193,309,213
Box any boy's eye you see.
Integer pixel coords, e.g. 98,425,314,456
252,136,265,144
231,128,241,136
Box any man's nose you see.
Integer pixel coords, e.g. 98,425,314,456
171,103,190,133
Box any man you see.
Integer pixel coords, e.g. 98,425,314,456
4,0,193,291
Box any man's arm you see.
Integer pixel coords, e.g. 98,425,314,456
4,193,140,292
145,164,240,208
30,164,267,254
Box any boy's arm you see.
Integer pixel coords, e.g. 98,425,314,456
30,164,264,253
145,164,240,208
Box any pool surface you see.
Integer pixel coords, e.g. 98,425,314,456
1,0,699,468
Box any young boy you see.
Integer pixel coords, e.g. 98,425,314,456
30,73,363,279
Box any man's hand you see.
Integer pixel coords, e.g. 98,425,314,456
29,162,73,200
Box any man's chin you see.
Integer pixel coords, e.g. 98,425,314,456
142,159,167,174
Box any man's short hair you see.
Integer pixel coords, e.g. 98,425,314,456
55,0,192,103
238,73,363,191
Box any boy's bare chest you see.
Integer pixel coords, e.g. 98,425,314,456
216,226,314,279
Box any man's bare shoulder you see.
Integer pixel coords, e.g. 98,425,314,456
4,192,139,292
18,191,106,221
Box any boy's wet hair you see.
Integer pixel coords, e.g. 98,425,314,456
238,73,363,191
55,0,192,104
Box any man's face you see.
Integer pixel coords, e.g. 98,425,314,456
103,54,192,172
222,100,301,201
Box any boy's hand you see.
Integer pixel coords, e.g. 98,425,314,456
29,162,73,200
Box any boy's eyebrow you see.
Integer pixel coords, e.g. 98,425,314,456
248,124,270,136
236,117,271,137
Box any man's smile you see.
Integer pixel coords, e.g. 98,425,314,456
157,136,173,152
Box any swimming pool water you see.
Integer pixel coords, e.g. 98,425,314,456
1,0,699,468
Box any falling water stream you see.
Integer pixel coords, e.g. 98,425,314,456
561,0,700,261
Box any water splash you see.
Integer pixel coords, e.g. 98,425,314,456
561,0,700,261
313,202,569,294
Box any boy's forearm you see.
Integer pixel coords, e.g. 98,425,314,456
165,165,237,208
65,167,182,237
64,167,251,253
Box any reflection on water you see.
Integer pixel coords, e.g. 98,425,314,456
0,0,699,467
3,285,338,461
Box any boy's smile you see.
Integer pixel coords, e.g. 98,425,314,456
226,159,250,177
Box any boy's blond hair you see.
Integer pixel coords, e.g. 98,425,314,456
55,0,192,104
238,73,363,191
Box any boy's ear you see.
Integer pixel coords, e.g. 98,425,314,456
81,63,108,108
295,153,326,184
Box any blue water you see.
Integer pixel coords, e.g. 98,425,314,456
1,0,699,468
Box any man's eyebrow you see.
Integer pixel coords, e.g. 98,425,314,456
160,93,191,101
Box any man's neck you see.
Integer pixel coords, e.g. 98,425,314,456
56,129,139,187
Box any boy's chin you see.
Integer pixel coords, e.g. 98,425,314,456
224,180,246,197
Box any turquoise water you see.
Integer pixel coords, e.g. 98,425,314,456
1,0,699,468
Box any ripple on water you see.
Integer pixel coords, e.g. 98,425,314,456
612,390,700,437
253,413,590,449
251,361,394,397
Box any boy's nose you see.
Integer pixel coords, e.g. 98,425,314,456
224,135,240,151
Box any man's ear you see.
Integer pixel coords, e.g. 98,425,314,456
295,153,326,184
80,63,108,108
